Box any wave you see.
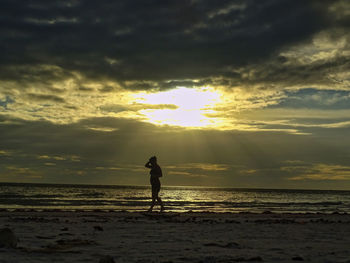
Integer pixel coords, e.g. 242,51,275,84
31,194,65,198
0,199,344,209
75,192,105,198
123,196,149,201
0,183,349,213
0,193,64,199
0,193,28,199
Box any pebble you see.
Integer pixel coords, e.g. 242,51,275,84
94,226,104,231
292,256,304,261
99,255,115,263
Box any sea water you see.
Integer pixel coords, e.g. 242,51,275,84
0,183,349,213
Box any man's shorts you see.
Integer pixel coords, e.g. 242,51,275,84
151,181,161,197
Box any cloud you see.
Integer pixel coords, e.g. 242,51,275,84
167,171,207,178
5,165,42,176
271,89,350,110
37,154,80,162
285,162,350,181
0,0,349,132
1,1,350,188
100,103,178,114
0,0,342,83
0,150,13,156
164,163,231,177
0,114,349,188
27,93,65,103
0,96,14,109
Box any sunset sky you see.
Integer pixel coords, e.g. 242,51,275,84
1,0,350,190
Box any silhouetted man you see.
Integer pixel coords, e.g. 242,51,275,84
145,156,164,212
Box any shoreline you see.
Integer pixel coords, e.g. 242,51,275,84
1,181,350,192
0,208,350,216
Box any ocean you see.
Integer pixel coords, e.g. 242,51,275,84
0,183,349,213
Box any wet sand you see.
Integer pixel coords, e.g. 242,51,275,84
0,210,349,262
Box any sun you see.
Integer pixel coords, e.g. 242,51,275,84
132,86,224,128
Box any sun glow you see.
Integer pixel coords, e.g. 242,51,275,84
132,87,224,128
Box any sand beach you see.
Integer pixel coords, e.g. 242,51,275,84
0,210,349,263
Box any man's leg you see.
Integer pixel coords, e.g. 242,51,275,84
148,187,157,212
157,195,164,212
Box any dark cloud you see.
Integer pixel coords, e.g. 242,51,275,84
100,103,178,114
216,53,350,91
27,93,65,103
0,0,341,84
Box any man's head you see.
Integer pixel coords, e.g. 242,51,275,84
149,156,157,164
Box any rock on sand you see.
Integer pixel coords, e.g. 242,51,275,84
99,255,115,263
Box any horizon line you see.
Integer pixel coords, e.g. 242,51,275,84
0,181,349,192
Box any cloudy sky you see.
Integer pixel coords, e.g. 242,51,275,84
1,0,350,190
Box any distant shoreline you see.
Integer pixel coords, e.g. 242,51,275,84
1,181,349,192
